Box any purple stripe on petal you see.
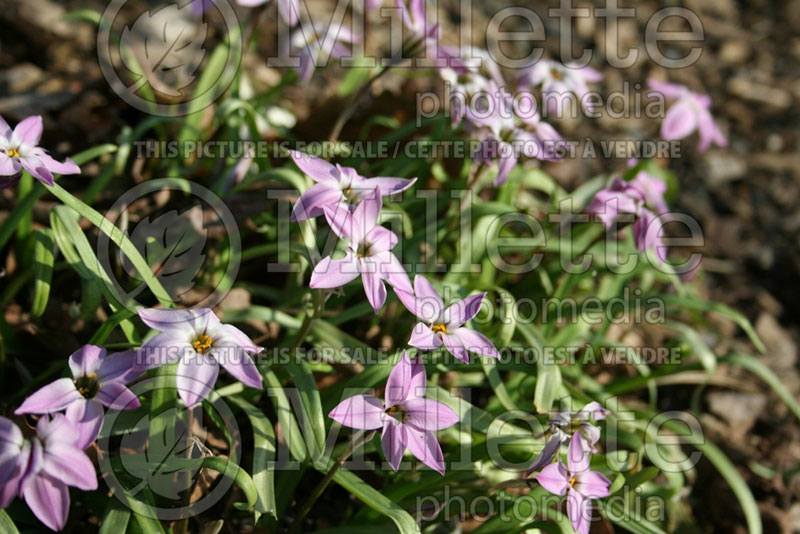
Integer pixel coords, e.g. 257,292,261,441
69,344,106,378
329,395,385,430
291,183,343,222
43,442,98,491
14,116,43,146
289,151,340,184
403,425,445,474
451,327,499,358
381,419,405,471
443,292,486,327
535,461,569,496
15,378,81,414
21,472,70,532
97,382,141,411
176,353,219,408
65,399,104,449
309,255,360,289
402,397,459,431
408,322,442,351
214,344,263,390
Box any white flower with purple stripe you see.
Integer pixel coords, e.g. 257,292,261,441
137,308,264,407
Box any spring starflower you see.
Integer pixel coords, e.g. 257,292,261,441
15,345,141,449
329,352,459,473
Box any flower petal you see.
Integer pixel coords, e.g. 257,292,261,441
364,176,417,196
451,327,499,358
403,425,445,474
14,115,43,146
97,349,142,383
402,397,459,431
568,433,591,474
289,151,340,184
65,399,104,449
176,353,219,408
381,419,406,471
138,307,198,334
22,472,69,532
660,98,697,141
575,470,611,499
408,322,443,351
43,442,98,491
291,182,343,222
36,152,80,176
329,395,385,429
214,344,263,390
443,292,486,327
535,461,569,496
440,333,470,363
309,255,360,289
567,490,590,534
97,382,141,411
361,267,387,314
68,344,106,378
15,378,81,414
413,275,444,321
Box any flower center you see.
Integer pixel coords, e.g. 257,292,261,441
7,148,19,158
355,241,372,259
74,374,99,399
193,334,213,354
385,404,407,422
550,68,564,80
569,475,577,487
431,324,447,335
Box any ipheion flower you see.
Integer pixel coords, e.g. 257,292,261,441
0,114,80,187
137,308,264,407
329,352,459,474
15,345,141,449
0,415,98,531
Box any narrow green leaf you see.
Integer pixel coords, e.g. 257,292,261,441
229,396,278,520
31,228,55,317
99,499,131,534
332,468,421,534
0,510,19,534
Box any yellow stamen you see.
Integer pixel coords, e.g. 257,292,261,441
193,334,213,354
386,405,398,415
550,68,563,80
7,149,19,158
431,324,447,335
569,476,577,487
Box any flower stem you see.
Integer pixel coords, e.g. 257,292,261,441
288,430,377,533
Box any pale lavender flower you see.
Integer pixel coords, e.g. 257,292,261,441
137,308,263,407
520,59,602,117
648,79,727,151
586,171,669,262
310,189,413,313
466,82,564,185
525,402,609,476
289,151,416,221
0,415,97,531
0,115,80,187
534,434,611,534
290,20,360,82
329,351,459,473
15,345,141,449
439,48,504,127
396,275,499,362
